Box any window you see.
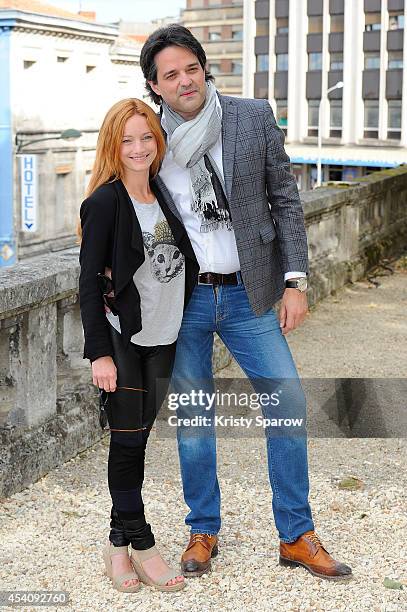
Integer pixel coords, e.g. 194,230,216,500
364,100,379,139
208,63,221,74
309,16,323,33
364,53,380,69
276,17,289,34
309,52,322,70
328,165,343,181
254,75,269,99
23,60,36,69
330,100,342,137
308,99,320,136
57,56,68,63
256,19,269,36
232,28,243,40
342,166,359,181
330,53,343,70
232,61,242,75
292,164,303,191
276,53,288,71
55,173,70,233
208,31,221,41
330,15,344,32
387,100,401,140
276,99,288,134
389,14,404,30
256,54,269,72
365,13,381,31
388,51,403,69
86,65,96,73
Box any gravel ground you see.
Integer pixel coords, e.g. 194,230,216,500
0,258,406,612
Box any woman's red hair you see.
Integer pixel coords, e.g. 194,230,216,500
77,98,165,238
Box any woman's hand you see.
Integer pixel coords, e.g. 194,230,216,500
104,266,114,314
92,356,117,392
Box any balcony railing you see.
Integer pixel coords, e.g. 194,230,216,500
205,40,243,56
183,6,243,24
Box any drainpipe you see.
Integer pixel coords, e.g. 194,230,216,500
0,23,16,267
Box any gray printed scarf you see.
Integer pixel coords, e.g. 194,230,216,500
162,81,232,233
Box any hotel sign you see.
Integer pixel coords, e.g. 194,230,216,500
20,155,38,232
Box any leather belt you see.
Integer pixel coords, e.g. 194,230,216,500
198,272,240,286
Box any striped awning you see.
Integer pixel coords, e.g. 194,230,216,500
285,143,406,168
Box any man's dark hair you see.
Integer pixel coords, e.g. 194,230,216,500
140,24,214,105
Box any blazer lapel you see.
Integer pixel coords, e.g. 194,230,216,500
112,180,145,297
115,180,144,255
219,94,237,202
151,178,197,264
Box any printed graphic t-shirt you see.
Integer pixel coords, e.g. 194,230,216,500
106,197,185,346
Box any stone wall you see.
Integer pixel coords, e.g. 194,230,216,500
0,166,406,496
303,167,407,305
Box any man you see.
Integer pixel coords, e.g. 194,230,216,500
140,25,352,581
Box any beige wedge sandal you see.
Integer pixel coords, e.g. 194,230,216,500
130,546,185,592
103,542,141,593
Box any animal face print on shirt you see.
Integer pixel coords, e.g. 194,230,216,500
143,220,184,283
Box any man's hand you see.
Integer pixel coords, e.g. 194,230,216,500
279,289,308,335
92,356,117,392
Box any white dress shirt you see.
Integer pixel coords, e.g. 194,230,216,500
159,101,305,280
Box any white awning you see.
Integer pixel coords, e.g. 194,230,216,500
285,143,406,168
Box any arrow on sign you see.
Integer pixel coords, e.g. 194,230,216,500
25,223,33,229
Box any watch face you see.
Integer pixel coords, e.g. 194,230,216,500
297,278,308,291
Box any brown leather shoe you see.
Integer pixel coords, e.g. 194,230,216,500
279,531,352,581
181,533,219,578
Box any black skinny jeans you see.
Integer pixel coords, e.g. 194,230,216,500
106,326,176,548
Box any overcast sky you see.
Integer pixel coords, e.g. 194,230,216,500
47,0,186,22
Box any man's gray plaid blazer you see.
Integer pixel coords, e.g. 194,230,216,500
156,93,309,316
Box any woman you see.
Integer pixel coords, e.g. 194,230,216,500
78,98,198,593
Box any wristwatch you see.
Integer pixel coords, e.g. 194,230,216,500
285,277,308,292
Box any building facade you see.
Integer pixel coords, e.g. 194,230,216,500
0,1,145,266
182,0,244,95
244,0,406,190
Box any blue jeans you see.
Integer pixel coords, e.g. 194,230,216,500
172,276,314,543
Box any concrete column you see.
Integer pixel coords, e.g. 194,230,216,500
342,0,364,144
242,0,256,97
57,297,88,398
268,0,276,105
378,0,389,140
0,320,19,428
321,0,330,139
10,304,57,428
401,0,407,146
287,0,307,142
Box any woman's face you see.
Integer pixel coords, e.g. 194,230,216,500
120,113,158,176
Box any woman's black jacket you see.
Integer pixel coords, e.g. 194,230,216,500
79,177,199,362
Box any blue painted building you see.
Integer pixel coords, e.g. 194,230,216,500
0,18,16,266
